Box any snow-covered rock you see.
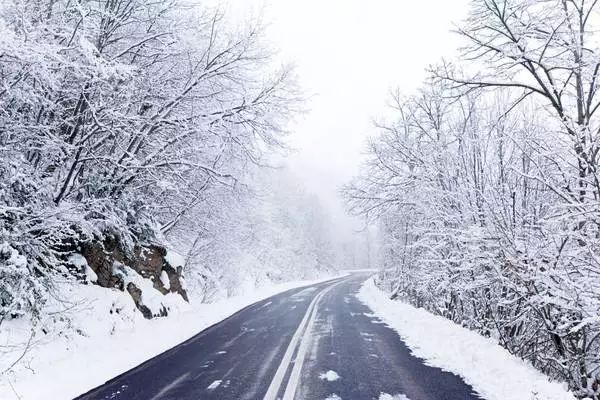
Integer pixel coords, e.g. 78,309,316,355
78,236,188,318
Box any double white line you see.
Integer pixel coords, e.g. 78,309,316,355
263,278,346,400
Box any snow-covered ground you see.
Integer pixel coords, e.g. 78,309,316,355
0,275,343,400
357,278,576,400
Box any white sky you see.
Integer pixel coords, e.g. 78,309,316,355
224,0,471,236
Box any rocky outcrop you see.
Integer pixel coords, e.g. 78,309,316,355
77,236,188,318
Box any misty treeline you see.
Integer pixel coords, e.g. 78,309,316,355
177,169,338,300
0,0,336,324
345,0,600,397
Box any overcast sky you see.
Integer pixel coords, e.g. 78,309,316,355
225,0,472,236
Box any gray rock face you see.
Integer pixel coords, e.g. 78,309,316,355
79,236,188,318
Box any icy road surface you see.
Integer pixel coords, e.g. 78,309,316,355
75,274,480,400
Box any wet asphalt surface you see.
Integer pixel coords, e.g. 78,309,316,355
75,274,481,400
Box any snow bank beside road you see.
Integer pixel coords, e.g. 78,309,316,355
357,278,575,400
0,275,343,400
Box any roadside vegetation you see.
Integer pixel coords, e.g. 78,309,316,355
345,1,600,397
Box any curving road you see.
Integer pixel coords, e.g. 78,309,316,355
75,274,481,400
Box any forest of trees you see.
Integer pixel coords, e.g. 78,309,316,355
5,0,600,398
173,169,338,301
0,0,339,330
345,0,600,397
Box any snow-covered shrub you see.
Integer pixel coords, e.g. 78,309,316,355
0,243,45,321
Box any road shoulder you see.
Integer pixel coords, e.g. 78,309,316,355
357,278,575,400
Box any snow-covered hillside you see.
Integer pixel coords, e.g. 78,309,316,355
0,276,343,400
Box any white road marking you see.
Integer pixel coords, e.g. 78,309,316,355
263,278,347,400
216,350,227,354
282,280,347,400
262,286,326,400
281,297,321,400
207,380,222,390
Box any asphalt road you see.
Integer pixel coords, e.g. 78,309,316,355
75,274,481,400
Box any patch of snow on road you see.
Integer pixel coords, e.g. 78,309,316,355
294,287,317,295
379,394,410,400
259,301,273,309
325,394,342,400
149,372,190,400
357,278,576,400
207,380,222,390
319,370,340,381
290,287,317,301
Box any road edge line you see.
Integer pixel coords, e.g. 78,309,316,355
281,279,345,400
263,279,342,400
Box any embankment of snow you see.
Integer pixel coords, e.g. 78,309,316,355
357,278,575,400
0,275,343,400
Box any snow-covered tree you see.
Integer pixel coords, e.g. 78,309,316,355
169,168,338,300
347,15,600,392
0,0,301,322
